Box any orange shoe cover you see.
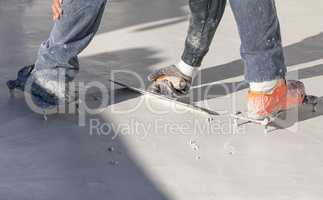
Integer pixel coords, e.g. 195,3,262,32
247,80,305,119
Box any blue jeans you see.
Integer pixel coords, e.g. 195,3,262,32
33,0,107,94
34,0,285,87
182,0,286,82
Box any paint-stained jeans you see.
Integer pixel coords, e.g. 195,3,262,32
182,0,286,82
32,0,107,98
34,0,285,87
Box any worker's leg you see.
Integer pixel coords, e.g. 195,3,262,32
5,0,108,105
31,0,107,101
181,0,227,67
148,0,227,97
229,0,306,119
229,0,286,82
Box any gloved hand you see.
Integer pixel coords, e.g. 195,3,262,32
147,65,192,98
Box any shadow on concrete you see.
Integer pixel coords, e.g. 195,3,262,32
133,17,188,32
0,46,168,199
268,96,323,132
0,102,170,200
76,33,323,129
191,32,323,100
98,0,187,33
0,0,183,199
78,47,163,88
0,77,168,200
189,63,323,102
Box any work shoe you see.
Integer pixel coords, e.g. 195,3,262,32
247,80,306,119
7,65,62,106
147,65,192,98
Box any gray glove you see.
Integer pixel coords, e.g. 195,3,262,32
147,65,192,98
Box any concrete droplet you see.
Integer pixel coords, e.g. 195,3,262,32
189,140,199,151
109,160,119,166
107,146,115,152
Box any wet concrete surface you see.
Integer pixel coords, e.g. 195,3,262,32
1,0,323,199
